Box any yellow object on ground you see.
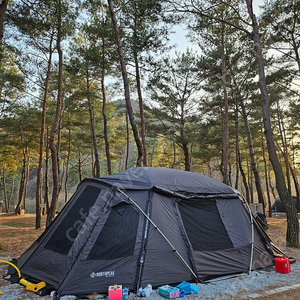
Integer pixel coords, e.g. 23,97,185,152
0,260,21,278
19,278,46,292
0,260,46,293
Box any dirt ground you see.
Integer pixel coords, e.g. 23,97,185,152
1,213,300,299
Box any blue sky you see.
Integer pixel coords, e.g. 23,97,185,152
170,0,265,53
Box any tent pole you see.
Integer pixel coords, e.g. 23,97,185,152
117,188,198,279
240,194,254,275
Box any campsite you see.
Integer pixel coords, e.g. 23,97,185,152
1,214,300,299
1,168,300,300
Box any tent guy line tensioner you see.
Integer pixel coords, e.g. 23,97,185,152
0,260,46,293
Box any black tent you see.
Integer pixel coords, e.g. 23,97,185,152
9,167,280,297
271,196,300,213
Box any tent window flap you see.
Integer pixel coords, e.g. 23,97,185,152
87,202,139,260
45,185,101,255
179,199,233,251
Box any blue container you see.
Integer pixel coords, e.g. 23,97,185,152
176,281,198,295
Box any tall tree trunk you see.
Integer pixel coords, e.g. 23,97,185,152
276,104,291,195
0,0,8,43
171,139,176,169
262,134,272,217
179,99,190,171
290,166,300,211
101,45,111,175
23,155,30,212
238,149,250,203
15,147,28,215
134,52,147,166
241,100,266,212
108,0,143,167
86,72,100,177
78,150,83,182
234,107,240,190
47,0,63,227
124,112,129,170
245,0,299,247
220,26,229,185
44,129,50,215
64,124,71,202
292,142,300,212
2,170,9,213
36,31,54,229
182,142,190,171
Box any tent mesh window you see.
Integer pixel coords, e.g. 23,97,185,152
87,202,139,260
45,185,101,255
178,199,233,251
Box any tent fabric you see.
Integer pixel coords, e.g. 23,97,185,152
271,196,300,213
9,167,278,297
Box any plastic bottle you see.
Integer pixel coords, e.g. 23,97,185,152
143,284,152,298
123,287,129,300
138,287,145,297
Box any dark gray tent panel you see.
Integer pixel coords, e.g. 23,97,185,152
8,167,279,297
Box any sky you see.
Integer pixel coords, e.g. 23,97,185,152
170,0,265,53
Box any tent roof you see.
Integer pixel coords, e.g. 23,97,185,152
83,167,236,195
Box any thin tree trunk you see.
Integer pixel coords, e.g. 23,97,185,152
220,26,229,185
2,170,9,212
86,71,100,177
15,148,28,215
101,45,111,175
78,150,83,182
290,166,300,211
292,142,300,211
108,0,143,167
47,0,63,227
182,142,190,171
262,134,272,217
125,109,129,170
44,128,50,215
241,100,266,212
64,124,71,202
0,0,8,43
246,0,299,247
277,103,292,195
171,139,176,169
238,149,250,203
23,155,30,212
134,52,147,166
234,107,240,190
36,31,54,229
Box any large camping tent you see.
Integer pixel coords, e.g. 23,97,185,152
8,167,280,297
271,196,300,213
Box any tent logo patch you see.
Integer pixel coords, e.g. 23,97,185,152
90,271,115,278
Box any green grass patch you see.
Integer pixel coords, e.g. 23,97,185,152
0,242,3,250
1,222,23,228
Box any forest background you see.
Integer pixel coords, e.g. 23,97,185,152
0,0,300,244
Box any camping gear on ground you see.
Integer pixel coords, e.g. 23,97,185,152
122,287,129,300
108,285,123,300
137,284,152,297
176,281,198,295
158,285,180,299
0,260,46,294
275,257,291,274
5,168,290,298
